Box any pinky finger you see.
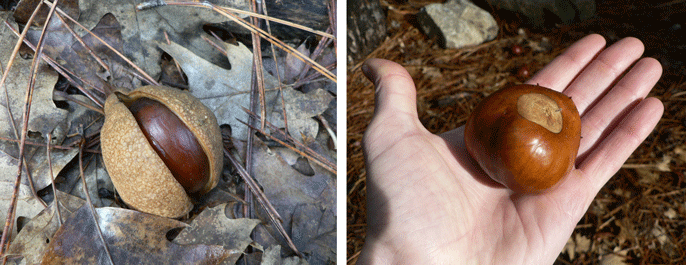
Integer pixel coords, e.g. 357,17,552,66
577,97,664,194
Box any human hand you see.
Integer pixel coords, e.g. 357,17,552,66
358,34,664,264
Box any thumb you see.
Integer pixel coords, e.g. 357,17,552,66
362,58,419,124
362,59,425,161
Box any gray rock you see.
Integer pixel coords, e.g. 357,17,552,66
417,0,498,49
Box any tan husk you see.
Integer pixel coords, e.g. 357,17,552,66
101,85,223,218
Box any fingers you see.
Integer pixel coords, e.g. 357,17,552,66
526,34,606,92
578,97,664,193
563,37,646,114
577,58,663,157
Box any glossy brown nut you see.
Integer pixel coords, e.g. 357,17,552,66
101,85,223,218
128,98,210,194
464,84,581,193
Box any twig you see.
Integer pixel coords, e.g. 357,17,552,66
249,0,267,132
239,120,336,174
328,0,337,53
258,0,291,138
76,137,114,265
317,114,337,150
53,90,105,115
0,136,98,153
241,107,336,173
46,133,63,225
0,1,45,144
200,35,227,57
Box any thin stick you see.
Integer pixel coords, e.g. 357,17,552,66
248,0,267,131
0,0,45,144
241,0,261,222
259,0,290,137
241,107,336,172
200,35,227,56
53,90,105,115
76,137,114,265
46,133,63,225
328,0,337,53
53,12,111,74
240,121,336,174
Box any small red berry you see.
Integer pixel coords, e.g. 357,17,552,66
518,66,530,78
511,44,523,55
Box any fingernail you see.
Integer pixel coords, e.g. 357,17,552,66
361,63,372,80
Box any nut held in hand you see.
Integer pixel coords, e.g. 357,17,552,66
464,84,581,194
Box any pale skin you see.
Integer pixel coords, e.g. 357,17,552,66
358,34,664,264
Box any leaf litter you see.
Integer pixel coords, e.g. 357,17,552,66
0,0,336,263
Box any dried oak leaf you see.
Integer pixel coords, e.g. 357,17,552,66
26,12,136,93
158,40,333,143
261,245,309,265
76,0,250,78
173,203,260,265
4,191,85,265
41,205,231,264
269,87,334,144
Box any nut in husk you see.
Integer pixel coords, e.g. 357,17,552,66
101,85,223,218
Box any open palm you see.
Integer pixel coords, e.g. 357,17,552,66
358,34,664,264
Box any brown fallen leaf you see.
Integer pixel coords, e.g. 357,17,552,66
41,205,231,264
4,191,85,265
173,203,260,265
26,12,136,94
